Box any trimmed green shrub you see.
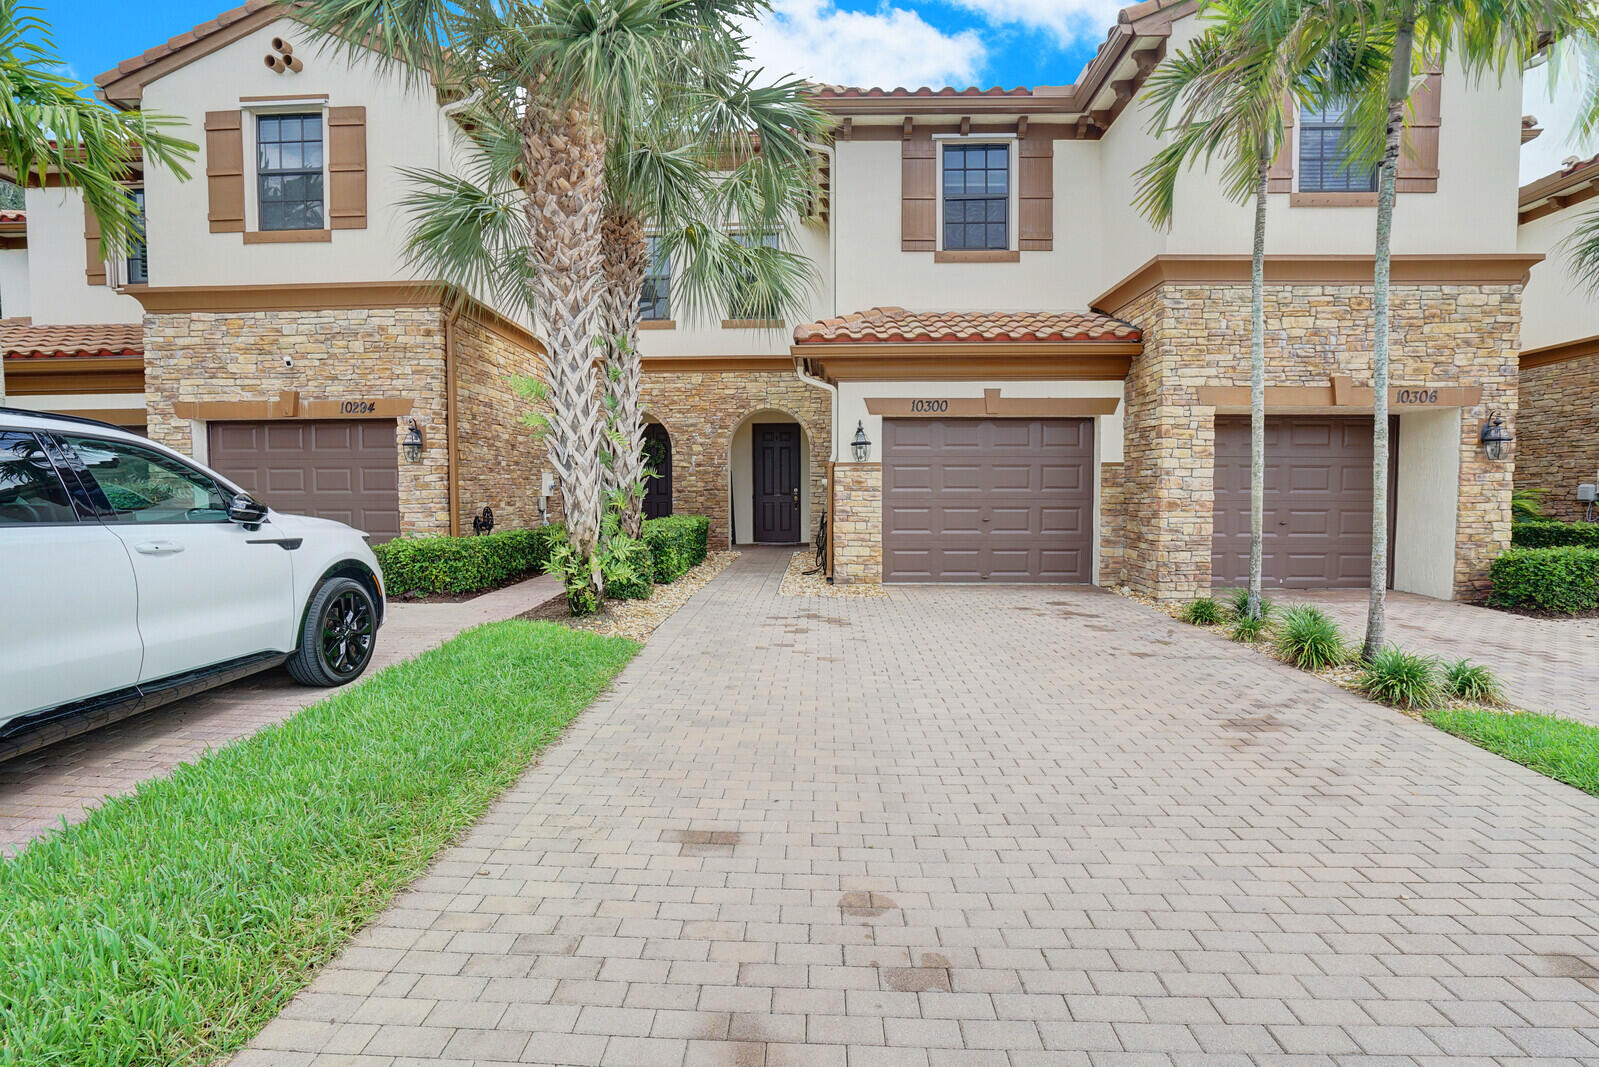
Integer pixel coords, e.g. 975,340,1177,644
1488,546,1599,614
1444,659,1506,706
642,515,710,583
1229,613,1270,643
1358,646,1444,710
1511,519,1599,550
1226,587,1273,621
1274,605,1347,671
603,533,655,601
1179,598,1224,625
374,526,565,597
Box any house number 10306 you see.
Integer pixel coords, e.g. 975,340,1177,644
1394,389,1439,405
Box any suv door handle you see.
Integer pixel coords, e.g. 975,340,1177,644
133,540,184,556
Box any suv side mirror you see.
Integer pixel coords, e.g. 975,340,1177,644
228,493,268,526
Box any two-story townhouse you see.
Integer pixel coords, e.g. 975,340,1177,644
1515,154,1599,522
26,0,1538,601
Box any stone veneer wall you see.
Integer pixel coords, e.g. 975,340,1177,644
1098,461,1126,586
452,313,556,531
144,306,452,536
640,368,832,548
1517,353,1599,522
1116,281,1520,601
830,462,882,584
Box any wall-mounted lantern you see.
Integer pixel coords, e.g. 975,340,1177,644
851,420,872,462
1479,410,1512,462
402,418,425,463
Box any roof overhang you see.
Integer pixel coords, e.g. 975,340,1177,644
1519,157,1599,224
1521,333,1599,370
793,341,1139,382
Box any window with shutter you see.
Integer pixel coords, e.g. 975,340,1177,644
83,198,104,285
327,106,367,230
204,110,245,233
901,131,935,252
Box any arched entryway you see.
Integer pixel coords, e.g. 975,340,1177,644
729,409,813,544
641,420,672,519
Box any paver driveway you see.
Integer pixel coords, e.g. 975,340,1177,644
238,548,1599,1066
0,575,562,856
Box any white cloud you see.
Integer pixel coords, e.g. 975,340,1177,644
745,0,987,90
938,0,1126,49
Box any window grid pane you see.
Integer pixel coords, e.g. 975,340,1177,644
1298,105,1377,193
640,236,671,320
126,188,147,285
257,112,325,231
942,143,1008,250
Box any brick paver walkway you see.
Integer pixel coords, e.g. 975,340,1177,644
235,548,1599,1066
1283,590,1599,725
0,574,563,856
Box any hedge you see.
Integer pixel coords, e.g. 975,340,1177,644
1512,519,1599,550
1488,546,1599,614
374,526,565,597
642,515,710,583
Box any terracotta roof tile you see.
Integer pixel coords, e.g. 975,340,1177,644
0,210,24,224
793,307,1140,345
1,319,144,360
95,0,275,88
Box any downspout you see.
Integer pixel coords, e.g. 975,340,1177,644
438,88,482,538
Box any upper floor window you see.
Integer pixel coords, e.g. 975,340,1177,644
640,235,670,321
942,143,1009,251
1298,103,1377,193
257,113,324,231
729,231,779,320
126,188,147,285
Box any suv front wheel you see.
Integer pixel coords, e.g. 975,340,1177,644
287,577,378,687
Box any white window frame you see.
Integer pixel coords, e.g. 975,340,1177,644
932,133,1018,254
241,99,330,234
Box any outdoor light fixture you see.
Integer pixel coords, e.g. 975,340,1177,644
851,420,872,462
1479,410,1512,462
402,418,425,463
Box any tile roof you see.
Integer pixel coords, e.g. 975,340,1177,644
793,307,1141,345
1,319,144,360
94,0,275,90
0,210,24,224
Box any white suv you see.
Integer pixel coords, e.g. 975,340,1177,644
0,409,385,759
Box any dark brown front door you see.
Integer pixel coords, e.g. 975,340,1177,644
1212,415,1397,590
207,419,401,542
642,423,672,520
752,423,801,542
883,417,1094,583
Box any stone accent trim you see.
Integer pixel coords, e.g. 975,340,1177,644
1517,351,1599,522
1098,460,1126,586
831,462,882,584
451,313,555,531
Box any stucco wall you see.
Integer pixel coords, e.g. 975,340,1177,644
1519,203,1599,355
640,367,832,548
1517,353,1599,520
23,187,144,325
144,305,451,536
0,246,31,321
1115,280,1519,602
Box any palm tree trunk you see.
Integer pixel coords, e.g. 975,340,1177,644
1362,8,1415,661
600,209,650,537
522,98,609,596
1246,149,1269,620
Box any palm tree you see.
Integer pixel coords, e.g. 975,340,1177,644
1135,0,1382,620
1247,0,1599,658
295,0,825,601
0,0,194,399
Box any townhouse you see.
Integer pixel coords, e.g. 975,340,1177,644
0,0,1558,601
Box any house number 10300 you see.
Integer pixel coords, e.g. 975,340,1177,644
908,399,949,413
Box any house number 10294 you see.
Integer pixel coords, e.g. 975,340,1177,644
339,400,377,414
908,399,949,413
1395,389,1439,405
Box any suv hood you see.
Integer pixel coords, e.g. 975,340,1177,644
264,510,363,537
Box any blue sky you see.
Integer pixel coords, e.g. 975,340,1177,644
45,0,1113,93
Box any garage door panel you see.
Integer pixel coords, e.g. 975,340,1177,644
1212,416,1389,590
883,417,1094,583
208,418,401,543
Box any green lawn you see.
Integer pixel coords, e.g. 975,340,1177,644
0,620,637,1067
1426,706,1599,798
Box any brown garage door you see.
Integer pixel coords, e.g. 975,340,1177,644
208,420,401,542
883,417,1094,583
1212,415,1395,590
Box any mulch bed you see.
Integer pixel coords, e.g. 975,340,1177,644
520,551,739,642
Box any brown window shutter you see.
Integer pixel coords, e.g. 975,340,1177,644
205,110,245,233
328,106,368,230
83,197,105,285
901,131,935,252
1267,96,1294,193
1018,133,1053,251
1398,70,1442,193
